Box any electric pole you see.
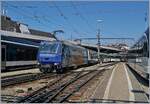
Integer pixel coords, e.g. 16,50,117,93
97,34,101,64
97,19,103,64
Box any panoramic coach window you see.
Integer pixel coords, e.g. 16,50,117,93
2,47,6,61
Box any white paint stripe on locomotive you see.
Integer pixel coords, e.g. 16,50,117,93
1,40,39,48
56,43,60,53
6,61,37,66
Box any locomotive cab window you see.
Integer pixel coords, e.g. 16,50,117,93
39,42,59,54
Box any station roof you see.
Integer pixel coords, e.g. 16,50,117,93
80,43,122,53
0,30,56,42
66,40,122,53
1,35,40,48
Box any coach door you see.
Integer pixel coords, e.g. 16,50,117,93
2,45,6,70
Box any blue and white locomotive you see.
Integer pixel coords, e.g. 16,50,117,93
37,40,92,73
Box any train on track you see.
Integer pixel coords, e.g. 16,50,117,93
1,36,98,73
127,27,149,80
37,40,98,73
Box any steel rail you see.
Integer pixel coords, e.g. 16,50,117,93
48,70,102,103
4,63,117,103
23,71,83,103
49,63,117,103
1,73,58,87
41,71,94,103
1,95,23,103
19,63,116,103
16,71,77,103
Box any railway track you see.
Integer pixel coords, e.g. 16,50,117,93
1,72,72,103
1,63,115,87
46,70,102,103
1,72,62,87
2,66,94,88
15,71,81,103
1,95,23,103
15,69,105,103
1,64,115,103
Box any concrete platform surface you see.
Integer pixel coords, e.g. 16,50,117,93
1,68,41,78
92,62,149,103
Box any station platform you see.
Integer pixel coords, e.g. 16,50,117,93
91,63,149,103
127,63,149,80
1,68,41,78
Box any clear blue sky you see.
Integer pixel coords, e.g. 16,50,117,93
2,1,149,46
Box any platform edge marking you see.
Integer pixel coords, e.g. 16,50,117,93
102,64,118,102
123,63,135,101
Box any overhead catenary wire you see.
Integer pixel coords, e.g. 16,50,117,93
3,1,145,41
3,2,55,31
71,1,95,32
3,2,79,36
3,2,146,14
52,1,84,37
3,2,76,39
70,2,94,36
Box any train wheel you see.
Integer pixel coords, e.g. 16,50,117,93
47,68,53,73
56,67,64,74
73,65,78,69
39,68,47,73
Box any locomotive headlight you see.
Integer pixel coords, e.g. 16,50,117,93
37,62,40,65
54,63,59,65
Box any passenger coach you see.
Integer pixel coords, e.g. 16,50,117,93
1,36,39,71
